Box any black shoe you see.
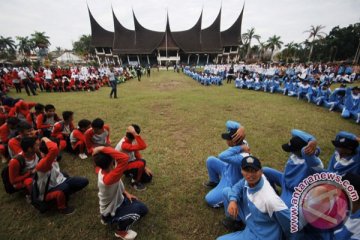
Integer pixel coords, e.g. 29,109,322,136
59,206,76,215
203,181,218,188
222,217,245,232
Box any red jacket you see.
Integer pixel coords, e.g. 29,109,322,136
36,141,59,173
8,153,32,188
121,135,147,159
95,147,129,185
84,125,110,154
51,121,75,140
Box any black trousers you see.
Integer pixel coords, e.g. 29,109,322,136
22,79,37,96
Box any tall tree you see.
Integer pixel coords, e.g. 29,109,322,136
0,36,17,60
304,25,326,62
266,35,283,61
0,36,16,52
30,31,50,49
242,28,260,60
283,41,296,63
73,34,94,56
16,36,34,57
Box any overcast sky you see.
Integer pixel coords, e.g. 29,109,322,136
1,0,359,51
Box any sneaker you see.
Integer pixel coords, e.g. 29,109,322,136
59,206,76,215
115,229,137,240
222,217,245,232
132,182,146,191
78,153,88,160
203,181,218,188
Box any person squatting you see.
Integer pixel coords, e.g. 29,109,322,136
204,120,360,239
0,98,153,240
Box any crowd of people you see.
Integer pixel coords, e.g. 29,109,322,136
0,97,153,240
0,65,149,96
183,63,360,124
204,120,359,239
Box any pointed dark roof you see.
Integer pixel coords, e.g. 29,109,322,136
89,6,244,54
132,11,165,54
158,14,179,50
112,11,136,54
171,12,203,53
221,5,244,46
201,9,222,53
88,8,114,48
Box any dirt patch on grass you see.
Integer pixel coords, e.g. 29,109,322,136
152,80,182,91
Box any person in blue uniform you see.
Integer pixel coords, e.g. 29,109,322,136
263,129,324,207
341,86,360,123
204,120,250,208
334,173,360,240
327,131,360,176
217,156,292,240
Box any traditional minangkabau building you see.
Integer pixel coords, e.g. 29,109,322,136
88,5,244,66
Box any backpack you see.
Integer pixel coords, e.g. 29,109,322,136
31,172,51,213
1,155,26,194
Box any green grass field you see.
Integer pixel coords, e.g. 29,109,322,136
0,70,359,240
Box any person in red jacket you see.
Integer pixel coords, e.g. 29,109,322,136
8,100,36,122
115,124,152,191
0,117,19,162
36,104,61,137
26,103,45,129
51,111,75,152
8,137,40,193
70,119,91,159
35,137,89,214
8,121,36,158
93,146,148,240
84,118,110,155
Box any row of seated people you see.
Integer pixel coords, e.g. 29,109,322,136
203,120,359,239
0,98,152,239
184,67,224,86
234,73,360,123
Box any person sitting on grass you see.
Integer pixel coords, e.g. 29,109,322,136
36,104,61,138
35,137,89,215
334,173,360,240
8,137,40,194
84,118,110,155
8,121,37,158
51,111,75,152
263,129,323,207
0,117,19,162
26,103,45,130
327,131,360,176
217,156,291,240
341,86,360,123
69,119,91,160
115,124,152,191
204,120,250,208
93,146,148,240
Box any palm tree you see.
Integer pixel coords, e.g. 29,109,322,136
0,36,16,52
284,41,296,63
16,36,34,57
266,35,283,61
304,25,326,62
258,41,267,60
242,28,261,59
30,31,50,49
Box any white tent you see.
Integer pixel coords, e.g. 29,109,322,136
56,52,84,63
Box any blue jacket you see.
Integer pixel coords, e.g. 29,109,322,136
327,131,360,176
281,130,324,207
344,88,360,112
334,209,360,240
226,175,291,240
